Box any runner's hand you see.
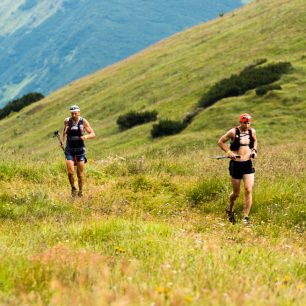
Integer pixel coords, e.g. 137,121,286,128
228,151,237,160
251,149,257,159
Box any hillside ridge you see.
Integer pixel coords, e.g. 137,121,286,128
0,0,305,158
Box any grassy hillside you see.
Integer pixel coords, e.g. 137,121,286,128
0,0,305,305
0,0,305,158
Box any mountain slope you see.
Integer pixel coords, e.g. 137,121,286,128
0,2,305,304
0,0,245,106
0,0,305,158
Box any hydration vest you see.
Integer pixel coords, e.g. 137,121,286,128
230,127,254,151
65,117,85,151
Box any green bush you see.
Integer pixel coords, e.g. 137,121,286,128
117,110,158,130
0,92,44,120
198,62,292,108
255,84,282,96
151,61,291,139
151,120,186,138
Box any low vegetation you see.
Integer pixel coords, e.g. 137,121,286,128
256,84,282,96
0,92,44,120
152,61,292,138
0,143,304,305
151,119,186,138
117,110,158,130
198,62,292,108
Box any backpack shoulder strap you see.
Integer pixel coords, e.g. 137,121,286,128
65,117,72,134
77,117,84,136
235,127,240,137
230,127,240,151
67,117,73,127
248,128,254,148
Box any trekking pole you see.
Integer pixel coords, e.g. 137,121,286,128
53,130,64,151
210,155,240,160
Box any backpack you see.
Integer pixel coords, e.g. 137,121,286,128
230,127,254,151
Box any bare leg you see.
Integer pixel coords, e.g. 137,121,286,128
227,178,241,212
66,160,75,188
77,161,85,195
242,173,254,217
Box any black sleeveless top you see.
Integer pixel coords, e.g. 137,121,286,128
230,127,254,151
65,117,85,152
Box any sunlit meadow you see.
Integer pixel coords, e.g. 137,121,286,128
0,141,304,305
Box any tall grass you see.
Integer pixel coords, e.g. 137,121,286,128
0,142,305,305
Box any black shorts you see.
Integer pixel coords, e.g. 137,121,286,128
65,147,86,163
229,160,255,179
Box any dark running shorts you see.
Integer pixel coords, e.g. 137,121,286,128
65,148,86,163
229,160,255,179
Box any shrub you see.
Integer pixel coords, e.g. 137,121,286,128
117,110,158,130
198,62,292,108
255,84,282,96
151,61,291,139
0,92,44,120
151,120,186,138
182,107,204,125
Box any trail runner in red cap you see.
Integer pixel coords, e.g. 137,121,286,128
218,113,258,224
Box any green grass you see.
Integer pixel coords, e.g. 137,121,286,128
0,0,305,304
0,143,305,305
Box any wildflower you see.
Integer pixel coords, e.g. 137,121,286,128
284,275,290,284
156,286,171,296
114,246,126,255
156,287,164,294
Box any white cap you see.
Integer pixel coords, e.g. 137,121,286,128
69,105,80,112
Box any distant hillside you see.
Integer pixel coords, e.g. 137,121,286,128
0,0,305,158
0,0,245,106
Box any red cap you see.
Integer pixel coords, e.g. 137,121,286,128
239,113,252,123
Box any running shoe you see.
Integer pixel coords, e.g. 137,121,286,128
242,216,250,225
226,209,236,224
71,187,77,197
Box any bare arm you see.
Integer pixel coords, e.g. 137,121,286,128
218,129,234,152
81,118,96,140
251,128,258,158
60,119,68,148
218,129,237,159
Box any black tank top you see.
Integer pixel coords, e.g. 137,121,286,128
65,117,85,151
